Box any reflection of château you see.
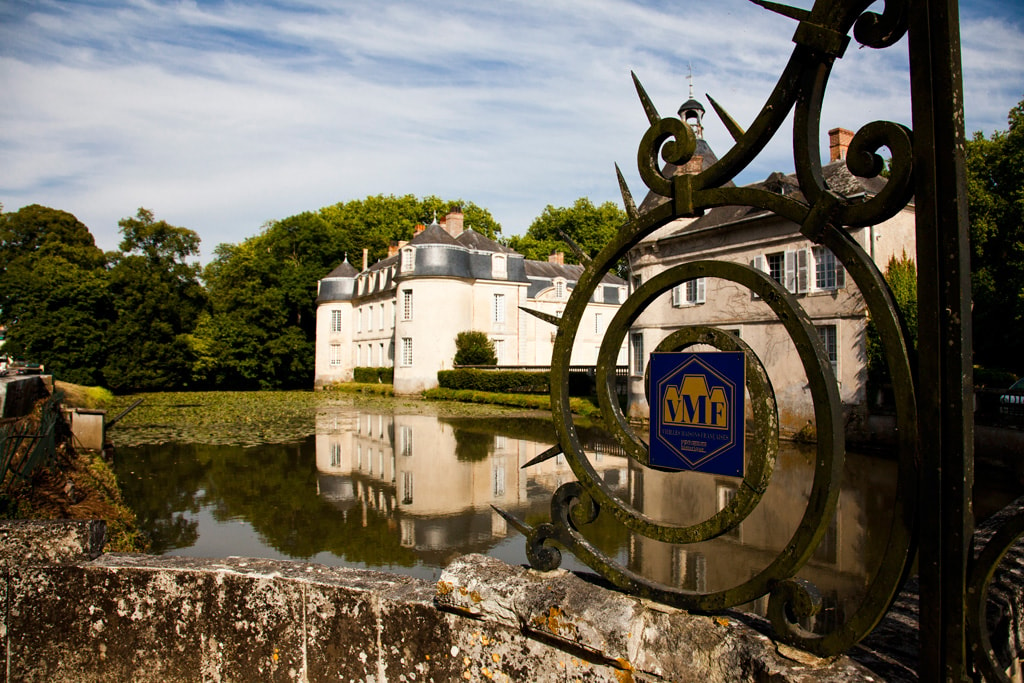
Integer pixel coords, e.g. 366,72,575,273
626,445,897,633
313,409,629,564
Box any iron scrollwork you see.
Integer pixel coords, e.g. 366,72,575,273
496,0,1021,668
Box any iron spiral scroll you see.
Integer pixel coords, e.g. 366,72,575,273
490,0,922,658
494,0,1023,666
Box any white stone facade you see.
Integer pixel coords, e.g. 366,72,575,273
314,211,628,394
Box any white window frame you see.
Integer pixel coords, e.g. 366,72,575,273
401,290,413,321
400,247,414,273
329,343,343,366
672,278,706,306
493,293,505,324
379,303,385,330
594,312,603,334
816,324,839,377
400,337,413,366
555,279,565,300
493,338,505,363
330,309,343,332
630,332,644,376
812,246,846,291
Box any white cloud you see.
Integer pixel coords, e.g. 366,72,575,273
1,0,1021,261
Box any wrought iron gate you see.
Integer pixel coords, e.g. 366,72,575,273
497,0,1019,679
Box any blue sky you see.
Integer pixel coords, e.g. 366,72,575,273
2,0,1022,262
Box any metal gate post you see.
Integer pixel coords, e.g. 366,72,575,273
907,0,975,679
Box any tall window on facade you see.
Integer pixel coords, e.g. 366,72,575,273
402,471,414,505
594,312,603,334
493,293,505,324
401,248,414,273
672,278,706,306
329,343,343,366
632,274,642,294
401,337,413,366
493,338,505,363
379,304,385,330
357,307,363,332
379,342,385,366
555,279,565,299
631,333,644,375
402,290,413,321
766,252,785,285
330,309,343,332
813,246,845,291
816,324,839,376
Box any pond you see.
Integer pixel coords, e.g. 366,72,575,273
110,392,1019,632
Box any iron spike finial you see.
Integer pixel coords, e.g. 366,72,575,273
749,0,810,22
490,506,533,535
521,444,563,469
519,306,561,327
631,71,661,126
706,93,746,142
615,163,639,220
557,229,591,265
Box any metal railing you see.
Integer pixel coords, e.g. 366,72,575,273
496,1,1016,679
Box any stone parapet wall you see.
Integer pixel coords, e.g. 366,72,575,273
1,520,885,682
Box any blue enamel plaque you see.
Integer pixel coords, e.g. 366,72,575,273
649,351,745,476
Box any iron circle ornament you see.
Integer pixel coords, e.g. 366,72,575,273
546,252,845,612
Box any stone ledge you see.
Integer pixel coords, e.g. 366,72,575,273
437,553,879,682
0,519,106,565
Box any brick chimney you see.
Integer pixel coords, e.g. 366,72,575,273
388,240,408,258
828,127,855,162
679,154,704,175
548,252,564,265
414,223,426,235
362,248,369,271
442,209,464,238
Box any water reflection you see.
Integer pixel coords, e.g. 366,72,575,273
115,403,901,629
115,407,630,580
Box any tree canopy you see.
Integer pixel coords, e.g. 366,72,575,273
504,198,627,276
966,97,1024,376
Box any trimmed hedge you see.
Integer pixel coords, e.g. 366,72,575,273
438,369,549,394
353,367,394,384
438,368,597,396
422,387,601,418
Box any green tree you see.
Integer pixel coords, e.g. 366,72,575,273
506,198,627,275
103,209,205,392
966,97,1024,376
319,195,501,267
453,331,497,366
866,253,917,398
0,205,112,384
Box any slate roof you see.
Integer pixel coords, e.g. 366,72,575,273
456,228,518,254
324,259,359,278
408,222,462,247
663,160,893,239
524,260,625,286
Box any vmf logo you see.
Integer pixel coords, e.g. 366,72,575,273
662,374,729,429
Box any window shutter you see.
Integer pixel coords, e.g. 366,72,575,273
785,250,798,292
751,257,764,300
797,249,810,293
695,277,706,304
671,285,682,307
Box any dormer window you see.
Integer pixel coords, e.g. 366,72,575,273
555,279,566,300
492,254,507,280
401,247,415,273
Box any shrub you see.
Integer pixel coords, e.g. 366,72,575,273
438,369,549,394
453,331,497,366
353,367,393,384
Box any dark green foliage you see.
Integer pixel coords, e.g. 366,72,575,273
103,209,205,392
867,254,918,403
966,97,1024,376
0,205,112,385
193,196,498,390
353,367,394,384
438,368,550,394
504,198,628,276
453,331,497,366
